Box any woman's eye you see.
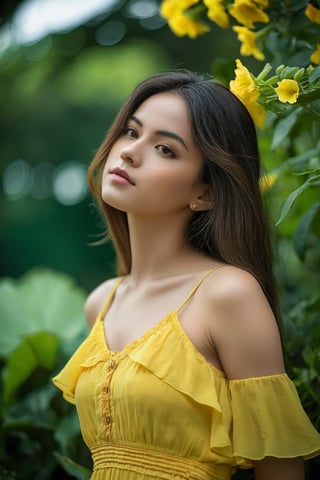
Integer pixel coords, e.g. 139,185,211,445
157,145,176,158
124,127,137,138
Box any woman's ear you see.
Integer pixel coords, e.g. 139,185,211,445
190,184,213,212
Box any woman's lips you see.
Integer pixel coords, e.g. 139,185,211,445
110,167,135,185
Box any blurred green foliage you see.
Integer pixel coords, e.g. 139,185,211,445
0,269,91,479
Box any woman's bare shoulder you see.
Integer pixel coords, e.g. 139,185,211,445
203,265,274,319
84,277,120,329
208,265,263,301
203,265,285,379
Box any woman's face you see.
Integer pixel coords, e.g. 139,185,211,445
101,92,207,217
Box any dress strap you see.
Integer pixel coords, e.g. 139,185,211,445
176,266,225,313
98,276,126,319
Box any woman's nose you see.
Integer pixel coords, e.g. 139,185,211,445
120,142,142,166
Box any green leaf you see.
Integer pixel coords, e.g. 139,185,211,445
4,384,59,428
3,332,59,403
293,202,320,260
283,147,320,169
0,268,87,356
276,174,320,225
309,65,320,82
293,168,320,176
54,408,81,452
271,109,300,150
54,452,91,480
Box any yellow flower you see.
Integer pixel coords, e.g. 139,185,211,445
305,3,320,23
233,26,265,60
229,0,269,29
275,79,299,104
160,0,179,18
311,44,320,64
259,173,277,192
229,59,266,128
160,0,200,19
204,0,229,28
168,12,210,38
160,0,208,38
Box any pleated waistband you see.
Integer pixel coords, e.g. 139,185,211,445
92,444,231,480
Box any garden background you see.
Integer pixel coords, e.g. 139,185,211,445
0,0,319,479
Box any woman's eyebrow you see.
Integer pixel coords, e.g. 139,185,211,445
130,115,189,151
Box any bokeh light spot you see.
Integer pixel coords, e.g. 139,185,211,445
95,21,126,46
126,0,158,18
53,161,88,205
140,15,166,30
3,159,33,199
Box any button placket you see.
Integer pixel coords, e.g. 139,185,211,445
103,354,118,440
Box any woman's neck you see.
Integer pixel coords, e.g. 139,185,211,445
126,214,207,282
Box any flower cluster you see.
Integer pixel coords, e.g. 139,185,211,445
229,59,320,128
160,1,320,134
160,0,320,64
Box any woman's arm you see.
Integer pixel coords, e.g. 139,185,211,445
253,456,304,480
207,266,285,379
205,267,306,479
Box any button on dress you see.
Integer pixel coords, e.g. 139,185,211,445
53,271,320,479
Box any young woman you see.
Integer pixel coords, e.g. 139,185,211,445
53,70,320,480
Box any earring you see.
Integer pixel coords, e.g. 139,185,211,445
190,203,198,211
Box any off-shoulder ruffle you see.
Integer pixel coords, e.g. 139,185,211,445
228,374,320,466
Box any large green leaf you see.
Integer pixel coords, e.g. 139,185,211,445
3,332,58,403
4,383,59,428
54,407,82,452
0,268,88,356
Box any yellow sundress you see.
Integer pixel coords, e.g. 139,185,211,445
53,271,320,480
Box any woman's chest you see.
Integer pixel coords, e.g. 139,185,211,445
75,356,213,450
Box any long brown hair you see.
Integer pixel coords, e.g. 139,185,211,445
87,70,280,323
